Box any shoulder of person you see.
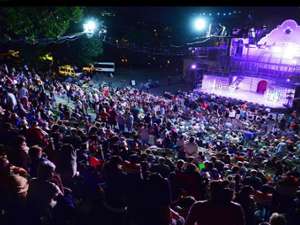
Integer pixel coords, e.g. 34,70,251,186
230,201,243,209
192,200,208,209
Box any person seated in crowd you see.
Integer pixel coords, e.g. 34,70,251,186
185,180,246,225
184,137,199,159
268,213,287,225
26,160,63,225
0,63,299,225
0,156,29,225
7,135,30,171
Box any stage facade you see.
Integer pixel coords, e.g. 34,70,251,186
185,19,300,109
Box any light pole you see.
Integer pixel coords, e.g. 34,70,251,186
83,19,98,38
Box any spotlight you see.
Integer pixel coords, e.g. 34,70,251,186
191,64,197,69
193,18,207,31
271,46,282,54
283,45,296,59
83,19,98,35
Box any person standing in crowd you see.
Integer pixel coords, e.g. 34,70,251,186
125,111,134,133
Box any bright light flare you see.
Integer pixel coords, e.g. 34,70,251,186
272,44,298,59
283,45,297,59
83,20,97,34
271,46,282,54
193,18,207,31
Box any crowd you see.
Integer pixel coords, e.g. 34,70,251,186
0,63,299,225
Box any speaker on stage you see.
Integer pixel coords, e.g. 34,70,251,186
292,85,300,112
195,69,204,89
294,85,300,98
293,99,300,112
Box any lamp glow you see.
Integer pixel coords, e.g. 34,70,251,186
283,45,296,59
271,46,282,54
191,64,197,69
83,20,97,34
194,18,207,31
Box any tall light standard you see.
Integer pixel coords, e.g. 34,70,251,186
83,19,98,37
193,17,212,38
193,18,207,32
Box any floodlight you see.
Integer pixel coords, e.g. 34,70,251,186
194,18,207,31
283,45,296,59
271,46,282,54
83,20,97,34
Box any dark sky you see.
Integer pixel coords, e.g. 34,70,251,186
111,7,300,25
102,7,300,43
93,6,300,66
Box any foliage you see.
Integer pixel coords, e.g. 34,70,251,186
0,7,83,42
53,35,103,66
0,7,103,67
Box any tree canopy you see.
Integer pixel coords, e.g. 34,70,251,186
0,7,83,42
0,7,103,66
53,36,103,66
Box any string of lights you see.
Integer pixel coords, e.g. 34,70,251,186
197,10,243,17
0,32,85,46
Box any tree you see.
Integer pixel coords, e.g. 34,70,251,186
0,7,104,67
53,35,103,66
0,7,83,42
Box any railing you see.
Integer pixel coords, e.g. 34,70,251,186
229,58,300,78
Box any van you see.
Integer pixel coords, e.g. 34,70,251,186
58,65,76,77
94,62,115,75
82,64,95,74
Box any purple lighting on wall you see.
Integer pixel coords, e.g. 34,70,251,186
191,64,197,69
283,45,297,59
271,46,282,54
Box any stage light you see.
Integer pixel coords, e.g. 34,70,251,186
193,18,207,31
83,19,98,35
287,78,291,82
191,64,197,69
283,45,297,59
271,46,282,54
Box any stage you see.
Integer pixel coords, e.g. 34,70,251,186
199,87,288,108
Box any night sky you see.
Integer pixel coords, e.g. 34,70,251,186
100,7,300,43
90,7,300,68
